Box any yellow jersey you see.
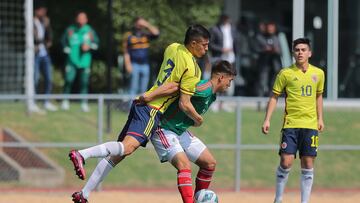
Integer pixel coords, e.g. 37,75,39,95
146,43,201,113
272,64,325,130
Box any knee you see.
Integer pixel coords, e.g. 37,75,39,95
280,162,292,169
176,160,192,171
122,143,138,156
202,158,217,170
177,162,191,170
280,157,294,169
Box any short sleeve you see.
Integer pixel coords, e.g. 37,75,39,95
272,70,286,95
168,50,199,95
180,69,200,95
317,70,325,94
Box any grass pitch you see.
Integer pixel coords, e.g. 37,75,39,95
0,101,359,189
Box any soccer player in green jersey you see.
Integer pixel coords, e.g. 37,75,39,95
61,11,99,112
69,24,210,203
151,60,236,203
262,38,325,203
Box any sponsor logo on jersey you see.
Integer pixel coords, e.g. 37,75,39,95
312,75,318,83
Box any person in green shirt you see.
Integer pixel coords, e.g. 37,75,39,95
151,60,236,203
61,11,99,112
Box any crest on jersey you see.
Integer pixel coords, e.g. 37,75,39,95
281,142,287,149
311,75,318,83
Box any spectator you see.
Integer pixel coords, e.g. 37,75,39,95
32,4,57,112
60,11,99,112
197,54,212,80
255,21,282,96
209,14,238,112
123,17,159,96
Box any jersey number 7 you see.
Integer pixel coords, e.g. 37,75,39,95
157,59,175,86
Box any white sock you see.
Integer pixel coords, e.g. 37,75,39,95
274,165,291,202
81,158,115,199
301,168,314,203
79,141,124,160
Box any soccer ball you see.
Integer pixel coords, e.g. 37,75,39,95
194,189,218,203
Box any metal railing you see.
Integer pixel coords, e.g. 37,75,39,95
1,94,360,191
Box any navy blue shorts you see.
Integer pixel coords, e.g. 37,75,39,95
278,128,319,157
117,101,162,147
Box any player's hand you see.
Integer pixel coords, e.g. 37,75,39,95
193,116,203,127
262,120,270,134
318,119,325,132
81,44,90,52
136,95,147,105
125,64,132,74
137,18,150,28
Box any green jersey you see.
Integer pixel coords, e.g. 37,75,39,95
160,80,216,135
62,24,99,68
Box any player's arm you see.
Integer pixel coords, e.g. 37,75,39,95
262,93,279,134
140,82,179,103
139,18,160,37
179,92,203,127
61,28,71,54
89,28,99,50
316,93,324,132
122,33,132,73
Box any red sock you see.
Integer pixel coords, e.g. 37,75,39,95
195,168,215,194
177,169,193,203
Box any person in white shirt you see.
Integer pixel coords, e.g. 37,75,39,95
33,4,57,112
209,14,239,112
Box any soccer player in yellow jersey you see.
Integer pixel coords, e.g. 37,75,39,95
68,24,210,203
262,38,325,203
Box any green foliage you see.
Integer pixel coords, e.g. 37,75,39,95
89,60,125,93
97,0,223,52
46,0,223,93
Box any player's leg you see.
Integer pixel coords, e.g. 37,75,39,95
62,62,76,110
274,129,298,203
171,153,194,203
76,133,140,160
69,141,125,180
194,148,216,194
139,63,150,93
78,68,90,111
151,128,194,203
78,155,125,201
178,131,213,194
73,137,138,202
42,55,53,95
299,129,318,203
274,153,294,203
63,63,76,94
34,55,41,91
300,156,315,203
69,104,134,180
72,106,152,201
129,62,140,95
70,110,145,180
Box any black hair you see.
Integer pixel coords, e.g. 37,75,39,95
184,24,210,45
293,38,311,50
34,0,46,10
133,16,143,24
75,10,87,18
211,60,237,76
219,14,230,24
